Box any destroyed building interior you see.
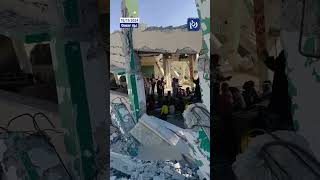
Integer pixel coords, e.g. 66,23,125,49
0,0,319,179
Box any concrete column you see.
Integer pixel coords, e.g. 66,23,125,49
195,0,210,111
194,1,210,179
154,54,164,76
11,38,33,74
121,0,146,121
253,0,269,88
189,55,194,80
224,0,241,71
50,38,100,179
163,56,171,89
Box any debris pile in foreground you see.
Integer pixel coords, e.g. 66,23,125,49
110,125,200,179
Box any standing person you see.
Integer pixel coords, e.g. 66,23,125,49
261,80,272,100
160,100,169,121
157,77,162,98
145,78,151,96
172,78,176,96
242,80,259,108
151,74,156,95
229,87,246,111
210,54,232,111
218,82,234,115
262,50,293,129
161,77,166,96
193,77,201,101
186,87,191,97
146,95,155,115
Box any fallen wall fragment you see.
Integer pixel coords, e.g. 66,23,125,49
128,113,210,179
233,130,320,180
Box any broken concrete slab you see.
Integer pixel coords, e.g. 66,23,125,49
0,132,70,180
183,103,210,140
233,130,319,180
127,114,210,179
110,151,196,180
130,114,182,146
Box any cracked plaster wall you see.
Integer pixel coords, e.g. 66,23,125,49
281,0,320,160
110,27,202,75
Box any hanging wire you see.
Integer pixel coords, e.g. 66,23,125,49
2,112,72,179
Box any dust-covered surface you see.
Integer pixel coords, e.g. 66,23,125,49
0,132,70,179
233,131,319,180
110,124,200,180
110,103,210,179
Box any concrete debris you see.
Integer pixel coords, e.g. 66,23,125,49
130,114,182,146
110,113,210,179
110,101,136,137
110,152,198,180
233,130,319,180
183,103,210,140
0,132,69,180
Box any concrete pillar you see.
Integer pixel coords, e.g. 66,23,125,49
11,38,33,74
50,38,98,179
163,56,171,89
194,1,210,179
224,0,241,71
155,54,164,76
253,0,269,88
189,55,194,80
195,0,210,111
121,0,146,121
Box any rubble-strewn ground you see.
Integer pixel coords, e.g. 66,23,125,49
110,125,200,180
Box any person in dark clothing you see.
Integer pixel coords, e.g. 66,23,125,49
193,78,201,101
218,82,234,115
157,78,162,97
151,74,156,95
186,87,191,96
212,54,233,111
229,87,246,111
242,80,259,108
146,95,155,115
261,80,272,100
161,77,166,96
175,97,185,113
212,54,232,83
262,50,294,130
217,83,238,162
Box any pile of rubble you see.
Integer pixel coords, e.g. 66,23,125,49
110,125,200,180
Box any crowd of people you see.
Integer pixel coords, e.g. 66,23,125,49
144,74,202,121
213,51,294,165
214,80,272,115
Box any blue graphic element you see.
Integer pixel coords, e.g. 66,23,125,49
187,18,200,31
120,23,139,28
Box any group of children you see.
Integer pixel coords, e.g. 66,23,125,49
147,92,191,121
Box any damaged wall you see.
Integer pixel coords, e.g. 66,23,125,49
281,0,320,160
110,26,202,70
133,25,202,54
